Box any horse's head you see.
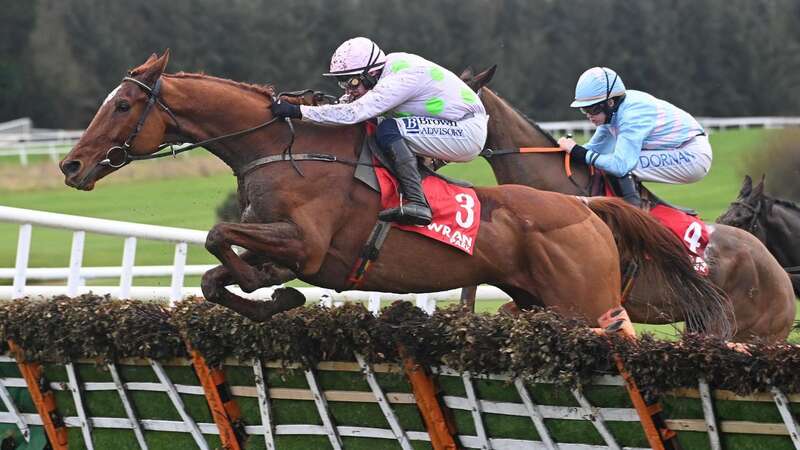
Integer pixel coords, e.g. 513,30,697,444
717,174,769,235
60,50,172,190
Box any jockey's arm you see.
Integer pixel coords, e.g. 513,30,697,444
581,104,656,177
300,72,420,125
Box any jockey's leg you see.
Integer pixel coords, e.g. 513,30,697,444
608,174,642,208
630,135,713,186
375,119,432,226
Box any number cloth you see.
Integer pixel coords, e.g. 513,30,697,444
375,165,481,255
649,204,710,275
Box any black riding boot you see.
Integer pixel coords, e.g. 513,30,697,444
610,174,642,208
378,140,433,226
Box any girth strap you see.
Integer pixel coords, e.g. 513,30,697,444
345,220,393,290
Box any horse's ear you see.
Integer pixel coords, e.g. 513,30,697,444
752,174,766,198
468,65,498,92
739,175,753,198
150,49,170,80
129,49,170,81
459,66,475,82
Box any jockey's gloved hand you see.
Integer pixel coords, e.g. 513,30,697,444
270,100,302,119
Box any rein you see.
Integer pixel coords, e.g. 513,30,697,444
97,78,368,177
480,146,592,195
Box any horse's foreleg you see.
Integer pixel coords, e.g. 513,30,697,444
201,222,308,321
200,266,303,321
205,221,306,291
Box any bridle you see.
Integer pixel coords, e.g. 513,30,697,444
727,198,763,233
88,76,370,182
100,76,182,168
99,75,285,169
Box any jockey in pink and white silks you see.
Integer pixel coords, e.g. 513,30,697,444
558,67,712,207
270,37,488,226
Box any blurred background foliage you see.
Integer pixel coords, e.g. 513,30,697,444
2,0,800,128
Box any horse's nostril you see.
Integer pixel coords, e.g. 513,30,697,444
61,160,82,176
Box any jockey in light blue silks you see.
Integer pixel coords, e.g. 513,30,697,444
558,67,712,207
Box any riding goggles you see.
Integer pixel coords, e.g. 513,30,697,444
580,102,607,116
337,76,363,90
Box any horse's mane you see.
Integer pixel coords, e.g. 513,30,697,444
773,197,800,212
165,72,275,99
487,88,558,146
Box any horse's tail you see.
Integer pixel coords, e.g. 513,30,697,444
587,197,735,339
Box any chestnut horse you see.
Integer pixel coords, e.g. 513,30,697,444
463,67,794,342
60,51,725,336
718,175,800,297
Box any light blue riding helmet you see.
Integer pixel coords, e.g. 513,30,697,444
570,67,626,108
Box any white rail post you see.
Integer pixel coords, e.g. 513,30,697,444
12,224,32,299
107,363,147,450
514,378,557,450
150,360,209,449
305,369,343,449
67,231,86,297
170,242,188,303
415,293,434,315
462,372,491,449
66,363,94,450
771,386,800,448
0,375,30,442
355,353,413,450
119,237,137,299
698,377,721,450
319,289,334,308
48,141,58,162
368,292,382,315
18,144,27,166
253,358,276,450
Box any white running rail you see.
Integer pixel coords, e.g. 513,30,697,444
0,205,510,312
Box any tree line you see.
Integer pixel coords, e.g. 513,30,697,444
2,0,799,128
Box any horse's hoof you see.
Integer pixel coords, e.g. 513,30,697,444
272,287,307,313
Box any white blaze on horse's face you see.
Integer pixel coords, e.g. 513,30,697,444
102,85,122,106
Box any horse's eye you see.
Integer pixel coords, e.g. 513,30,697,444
116,100,130,112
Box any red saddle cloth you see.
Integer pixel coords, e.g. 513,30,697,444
602,179,709,274
375,166,480,255
649,204,710,264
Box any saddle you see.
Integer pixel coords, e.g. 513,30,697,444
354,129,473,193
592,172,697,215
